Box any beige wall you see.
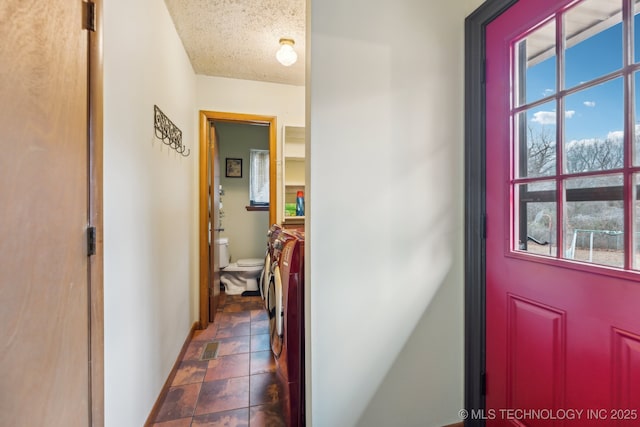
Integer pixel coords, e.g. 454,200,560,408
103,0,198,425
216,122,270,261
308,0,484,426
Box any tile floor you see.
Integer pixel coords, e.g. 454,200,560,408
150,292,285,427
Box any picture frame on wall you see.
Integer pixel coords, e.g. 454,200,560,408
225,158,242,178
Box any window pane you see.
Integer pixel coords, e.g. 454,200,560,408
635,174,640,269
564,0,623,89
634,0,640,63
564,174,624,267
564,78,624,173
249,149,269,204
635,72,640,165
516,101,557,178
515,181,558,257
515,19,556,107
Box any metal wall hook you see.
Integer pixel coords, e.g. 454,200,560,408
153,105,190,157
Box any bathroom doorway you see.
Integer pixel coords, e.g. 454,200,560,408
198,111,277,328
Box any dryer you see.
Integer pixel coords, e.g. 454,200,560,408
260,224,282,306
267,230,305,427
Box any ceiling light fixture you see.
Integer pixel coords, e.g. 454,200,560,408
276,38,297,67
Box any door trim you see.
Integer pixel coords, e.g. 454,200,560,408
89,1,105,425
198,111,277,328
464,0,517,424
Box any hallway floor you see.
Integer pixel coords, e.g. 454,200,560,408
151,292,285,427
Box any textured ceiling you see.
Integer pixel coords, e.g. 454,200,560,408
164,0,306,86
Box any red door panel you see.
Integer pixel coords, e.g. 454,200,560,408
486,0,640,425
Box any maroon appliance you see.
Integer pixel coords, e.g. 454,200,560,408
268,230,305,427
260,224,282,304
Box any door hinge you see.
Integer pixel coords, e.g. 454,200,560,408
482,213,487,239
87,226,97,256
481,371,487,396
84,2,96,32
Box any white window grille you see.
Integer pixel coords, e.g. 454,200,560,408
249,149,269,205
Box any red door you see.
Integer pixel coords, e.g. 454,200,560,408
486,0,640,425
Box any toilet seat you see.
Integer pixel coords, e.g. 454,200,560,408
237,258,263,267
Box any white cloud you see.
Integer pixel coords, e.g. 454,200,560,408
607,130,624,140
584,101,596,107
531,110,575,125
532,111,556,125
543,88,554,96
606,125,640,140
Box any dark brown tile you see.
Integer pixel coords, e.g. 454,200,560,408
249,403,285,427
195,376,250,415
191,407,249,427
155,383,201,422
216,320,251,338
224,303,249,312
151,417,191,427
217,311,251,327
217,335,251,356
183,340,209,361
192,323,218,342
251,309,268,322
205,352,250,382
250,351,276,375
151,418,193,427
172,360,208,386
250,334,270,352
251,319,269,336
249,372,281,407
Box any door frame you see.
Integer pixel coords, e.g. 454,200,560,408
464,0,517,424
198,111,277,328
89,0,105,424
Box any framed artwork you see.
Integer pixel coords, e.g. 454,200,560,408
225,158,242,178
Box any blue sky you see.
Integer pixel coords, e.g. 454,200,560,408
523,17,634,143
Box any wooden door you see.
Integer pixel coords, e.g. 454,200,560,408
486,0,640,425
0,1,93,426
209,122,221,322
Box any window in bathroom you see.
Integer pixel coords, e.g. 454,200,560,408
249,149,269,206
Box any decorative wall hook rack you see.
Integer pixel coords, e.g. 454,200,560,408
153,105,190,157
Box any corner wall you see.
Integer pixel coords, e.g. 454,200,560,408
103,0,198,425
308,0,484,425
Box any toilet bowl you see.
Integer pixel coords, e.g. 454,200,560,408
217,238,264,295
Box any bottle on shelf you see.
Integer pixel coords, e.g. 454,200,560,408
295,190,305,216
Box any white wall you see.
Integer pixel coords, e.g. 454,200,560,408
103,0,198,425
309,0,484,426
196,76,305,222
217,122,270,260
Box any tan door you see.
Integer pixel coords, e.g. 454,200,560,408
209,122,221,321
0,1,92,426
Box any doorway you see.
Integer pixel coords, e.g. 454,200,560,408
198,111,277,328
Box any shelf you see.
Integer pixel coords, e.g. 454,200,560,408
283,216,305,225
282,125,306,224
284,155,305,162
285,182,305,188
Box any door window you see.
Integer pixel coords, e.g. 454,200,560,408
512,0,640,270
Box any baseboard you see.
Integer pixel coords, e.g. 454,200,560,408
144,321,198,426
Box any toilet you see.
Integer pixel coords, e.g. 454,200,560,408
217,238,264,295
